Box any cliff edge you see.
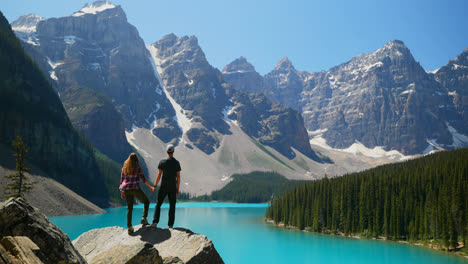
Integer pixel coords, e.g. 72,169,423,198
0,197,86,263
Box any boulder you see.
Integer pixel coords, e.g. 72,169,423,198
0,198,86,264
73,225,224,264
0,236,44,264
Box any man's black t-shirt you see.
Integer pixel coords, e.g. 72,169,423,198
158,157,181,192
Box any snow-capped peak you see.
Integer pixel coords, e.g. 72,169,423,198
72,1,116,17
11,14,45,33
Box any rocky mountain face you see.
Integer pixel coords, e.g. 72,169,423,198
225,41,467,155
227,90,321,160
149,34,320,160
149,34,231,154
0,12,109,206
222,57,272,96
264,57,304,111
301,40,454,154
12,1,180,159
434,47,468,136
61,86,132,162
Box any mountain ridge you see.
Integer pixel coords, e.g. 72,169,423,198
224,40,468,156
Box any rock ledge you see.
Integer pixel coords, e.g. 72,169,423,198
73,225,224,264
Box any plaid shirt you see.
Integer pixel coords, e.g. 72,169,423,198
119,167,147,191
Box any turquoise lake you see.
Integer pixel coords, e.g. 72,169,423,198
50,203,467,263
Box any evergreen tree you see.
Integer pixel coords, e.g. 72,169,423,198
265,148,468,248
4,136,32,198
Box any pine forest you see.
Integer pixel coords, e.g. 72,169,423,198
266,148,468,249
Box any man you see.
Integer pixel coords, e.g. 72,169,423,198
152,144,181,228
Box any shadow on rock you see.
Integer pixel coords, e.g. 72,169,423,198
132,226,172,244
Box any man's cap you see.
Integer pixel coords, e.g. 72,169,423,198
166,144,175,153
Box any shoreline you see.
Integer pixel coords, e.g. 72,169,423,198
265,218,468,260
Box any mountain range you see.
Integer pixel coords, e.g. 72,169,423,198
223,41,468,156
6,1,468,196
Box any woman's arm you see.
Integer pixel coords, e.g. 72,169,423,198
139,168,155,192
120,170,125,198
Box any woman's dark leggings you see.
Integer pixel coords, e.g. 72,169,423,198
125,188,149,227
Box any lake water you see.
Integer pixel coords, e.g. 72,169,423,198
50,203,467,264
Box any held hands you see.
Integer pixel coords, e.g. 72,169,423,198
150,186,156,192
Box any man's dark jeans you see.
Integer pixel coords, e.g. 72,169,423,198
153,188,176,227
125,188,149,228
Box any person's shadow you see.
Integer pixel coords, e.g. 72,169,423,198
130,225,172,244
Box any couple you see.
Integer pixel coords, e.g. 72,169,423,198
119,144,181,235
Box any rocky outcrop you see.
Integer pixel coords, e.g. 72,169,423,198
73,225,224,264
0,198,86,264
0,236,45,264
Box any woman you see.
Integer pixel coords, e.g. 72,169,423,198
119,153,155,234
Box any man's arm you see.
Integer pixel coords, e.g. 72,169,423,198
154,169,162,188
176,171,180,194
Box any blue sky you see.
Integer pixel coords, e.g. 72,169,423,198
2,0,468,74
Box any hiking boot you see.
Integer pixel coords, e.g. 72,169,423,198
151,222,157,228
168,225,173,229
141,218,149,226
128,227,134,235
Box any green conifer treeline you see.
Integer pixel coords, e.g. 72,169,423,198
266,148,468,249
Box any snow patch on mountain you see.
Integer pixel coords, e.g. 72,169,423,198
422,139,446,155
452,64,468,70
147,44,193,134
446,122,468,148
47,57,64,69
49,71,58,81
308,129,331,149
341,142,410,160
12,25,38,33
72,1,116,17
64,35,78,44
11,14,45,33
46,57,64,81
309,129,410,160
222,70,253,74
